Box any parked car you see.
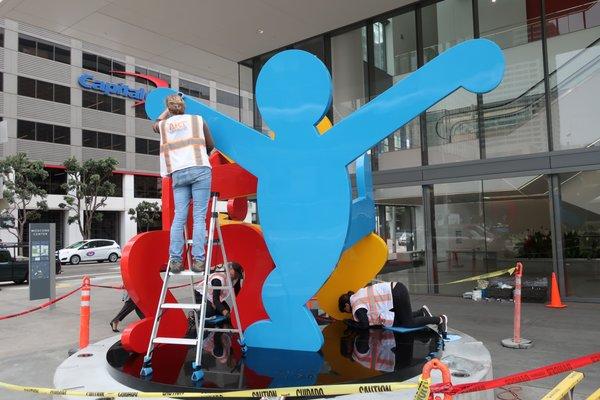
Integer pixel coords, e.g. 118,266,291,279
57,239,121,265
0,247,61,284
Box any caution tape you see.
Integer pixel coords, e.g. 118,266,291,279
0,380,418,398
587,388,600,400
432,351,600,395
540,371,584,400
413,377,431,400
441,266,516,285
0,285,82,320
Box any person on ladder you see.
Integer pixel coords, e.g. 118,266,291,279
338,282,448,338
153,94,214,274
193,262,244,320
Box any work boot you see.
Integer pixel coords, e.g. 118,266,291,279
169,259,183,274
438,315,448,339
191,259,205,274
422,305,432,318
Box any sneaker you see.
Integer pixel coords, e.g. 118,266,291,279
438,315,448,339
169,259,183,274
191,259,205,274
422,305,433,318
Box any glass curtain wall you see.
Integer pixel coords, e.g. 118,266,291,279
545,0,600,150
422,0,478,165
375,186,427,293
369,12,422,170
559,170,600,298
478,0,549,158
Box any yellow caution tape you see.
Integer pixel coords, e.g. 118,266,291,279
587,387,600,400
0,380,418,398
442,266,516,285
541,371,584,400
413,377,431,400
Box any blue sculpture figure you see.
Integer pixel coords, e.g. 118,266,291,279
146,38,504,352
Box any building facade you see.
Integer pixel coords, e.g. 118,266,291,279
242,0,600,301
0,18,254,250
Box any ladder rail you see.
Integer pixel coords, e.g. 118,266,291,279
143,263,172,362
193,192,219,371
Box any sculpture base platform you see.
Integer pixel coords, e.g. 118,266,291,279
54,322,494,399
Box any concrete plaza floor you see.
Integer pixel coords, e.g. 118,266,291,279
0,272,598,400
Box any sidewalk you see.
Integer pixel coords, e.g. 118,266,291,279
0,279,598,399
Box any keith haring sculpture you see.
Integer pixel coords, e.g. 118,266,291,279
145,38,504,352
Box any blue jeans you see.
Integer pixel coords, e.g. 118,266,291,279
169,166,212,261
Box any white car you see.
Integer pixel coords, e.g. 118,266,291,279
57,239,121,265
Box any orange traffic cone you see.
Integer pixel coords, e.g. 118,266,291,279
546,272,566,308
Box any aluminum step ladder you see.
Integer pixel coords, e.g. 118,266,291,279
140,191,246,382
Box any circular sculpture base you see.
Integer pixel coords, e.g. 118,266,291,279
54,322,493,399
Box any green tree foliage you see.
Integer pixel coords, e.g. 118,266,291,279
59,157,118,239
0,153,48,247
128,201,161,232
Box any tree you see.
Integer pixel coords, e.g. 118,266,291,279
59,157,118,240
0,153,48,247
128,201,161,232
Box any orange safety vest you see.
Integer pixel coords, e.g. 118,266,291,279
350,282,395,327
158,114,211,176
352,329,396,372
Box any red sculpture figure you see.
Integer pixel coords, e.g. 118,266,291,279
120,152,274,353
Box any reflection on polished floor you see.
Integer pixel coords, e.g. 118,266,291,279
106,320,444,392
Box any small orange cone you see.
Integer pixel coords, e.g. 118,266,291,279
546,272,566,308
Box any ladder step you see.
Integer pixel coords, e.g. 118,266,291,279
169,270,205,276
153,337,198,345
207,285,233,289
204,327,242,333
161,303,201,310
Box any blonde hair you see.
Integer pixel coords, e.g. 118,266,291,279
166,94,185,115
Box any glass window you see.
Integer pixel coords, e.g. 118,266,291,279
82,90,97,108
53,125,70,145
135,138,148,154
560,170,600,298
293,37,325,62
112,97,125,114
36,80,53,102
374,185,427,293
482,176,552,281
82,52,97,71
54,45,70,64
478,0,548,159
546,0,600,150
36,123,53,143
369,11,421,170
54,84,70,104
97,94,111,112
17,120,35,140
112,134,126,152
112,61,125,72
179,79,210,100
82,130,97,148
97,56,111,74
331,27,368,124
217,90,240,108
135,106,148,119
18,35,36,56
422,0,477,165
134,175,161,198
36,41,53,60
109,174,123,197
97,132,112,149
17,76,36,97
148,139,160,156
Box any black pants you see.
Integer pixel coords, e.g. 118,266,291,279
391,282,440,328
111,298,144,323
